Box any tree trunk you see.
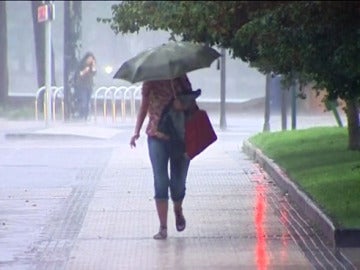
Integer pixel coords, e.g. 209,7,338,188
64,1,82,120
0,1,9,105
345,98,360,150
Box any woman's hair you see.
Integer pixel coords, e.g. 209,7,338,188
78,52,95,69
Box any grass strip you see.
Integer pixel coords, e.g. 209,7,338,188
249,127,360,228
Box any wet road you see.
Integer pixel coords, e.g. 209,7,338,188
0,115,357,269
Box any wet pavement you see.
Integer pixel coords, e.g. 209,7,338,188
0,112,359,269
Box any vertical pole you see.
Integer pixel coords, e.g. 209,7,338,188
263,73,271,132
281,83,287,131
63,1,71,120
0,1,9,106
44,14,52,126
291,80,297,130
220,48,227,130
331,106,343,127
327,100,343,127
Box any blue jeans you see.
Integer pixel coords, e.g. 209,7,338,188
75,87,92,120
147,136,190,201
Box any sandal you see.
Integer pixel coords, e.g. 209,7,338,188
153,226,167,240
175,211,186,232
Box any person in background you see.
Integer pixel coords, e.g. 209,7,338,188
74,52,96,121
130,75,193,240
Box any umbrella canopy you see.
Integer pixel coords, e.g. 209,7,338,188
113,41,221,84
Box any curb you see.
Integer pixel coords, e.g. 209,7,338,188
4,133,105,141
242,139,360,248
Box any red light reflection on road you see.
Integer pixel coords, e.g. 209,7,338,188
255,183,269,270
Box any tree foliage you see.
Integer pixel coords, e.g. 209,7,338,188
236,1,360,100
100,1,281,48
102,1,360,149
103,1,359,99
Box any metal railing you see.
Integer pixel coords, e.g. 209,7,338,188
93,86,108,122
93,85,141,122
113,86,128,122
34,85,142,122
35,86,63,121
52,86,64,121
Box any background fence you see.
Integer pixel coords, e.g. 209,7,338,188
34,85,142,122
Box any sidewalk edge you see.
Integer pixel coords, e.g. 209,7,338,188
242,139,360,248
4,133,104,140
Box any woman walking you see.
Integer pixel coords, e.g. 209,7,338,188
130,75,193,240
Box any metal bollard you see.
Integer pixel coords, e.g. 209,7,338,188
132,86,141,119
105,86,118,122
52,87,64,121
103,87,115,121
93,86,108,122
35,86,57,121
35,86,46,121
124,87,133,121
113,86,127,122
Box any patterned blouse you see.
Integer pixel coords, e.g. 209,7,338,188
142,75,192,137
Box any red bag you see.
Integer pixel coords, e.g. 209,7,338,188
185,109,217,160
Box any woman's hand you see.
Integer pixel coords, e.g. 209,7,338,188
80,66,90,76
130,134,140,148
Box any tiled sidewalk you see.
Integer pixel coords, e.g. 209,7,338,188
1,113,358,269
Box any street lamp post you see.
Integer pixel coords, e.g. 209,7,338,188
291,79,297,130
38,1,54,126
44,9,52,126
263,73,271,132
281,81,288,131
220,48,227,130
